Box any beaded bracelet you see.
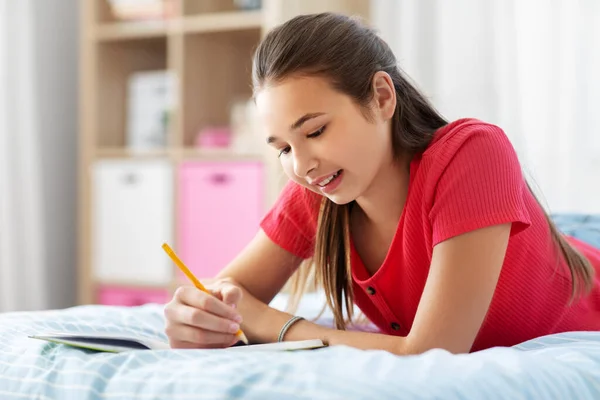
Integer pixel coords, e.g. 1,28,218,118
277,316,305,342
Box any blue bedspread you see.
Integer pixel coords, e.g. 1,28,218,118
0,303,599,400
0,213,598,399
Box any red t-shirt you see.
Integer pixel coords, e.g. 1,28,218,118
260,118,600,352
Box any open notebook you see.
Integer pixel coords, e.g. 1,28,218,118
28,332,326,353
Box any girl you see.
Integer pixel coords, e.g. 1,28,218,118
164,12,600,355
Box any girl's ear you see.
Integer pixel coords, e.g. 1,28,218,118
371,71,396,121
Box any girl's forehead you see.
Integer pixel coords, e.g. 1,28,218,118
257,76,335,106
256,76,346,122
255,77,336,140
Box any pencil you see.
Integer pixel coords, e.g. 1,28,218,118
161,243,248,344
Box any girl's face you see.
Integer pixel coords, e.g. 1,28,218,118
255,74,396,205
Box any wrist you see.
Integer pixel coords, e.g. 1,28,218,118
255,306,293,343
243,305,299,344
277,316,305,342
269,309,333,345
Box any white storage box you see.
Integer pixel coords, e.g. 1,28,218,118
92,159,173,285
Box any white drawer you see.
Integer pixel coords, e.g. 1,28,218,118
92,159,173,285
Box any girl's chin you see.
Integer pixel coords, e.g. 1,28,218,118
323,192,356,206
304,186,352,204
300,178,357,205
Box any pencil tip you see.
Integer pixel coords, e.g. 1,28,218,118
238,332,249,344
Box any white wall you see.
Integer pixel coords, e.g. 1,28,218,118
33,0,79,309
372,0,600,215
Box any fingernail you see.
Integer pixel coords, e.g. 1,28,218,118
229,303,236,309
234,314,243,323
229,323,240,333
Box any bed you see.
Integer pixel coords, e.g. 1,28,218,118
0,214,599,399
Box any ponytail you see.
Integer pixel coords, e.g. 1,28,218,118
313,198,354,329
527,182,595,301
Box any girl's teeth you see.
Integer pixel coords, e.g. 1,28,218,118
318,171,339,187
320,176,334,186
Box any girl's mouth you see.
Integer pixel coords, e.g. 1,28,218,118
318,170,343,193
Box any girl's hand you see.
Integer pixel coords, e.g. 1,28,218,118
164,279,245,349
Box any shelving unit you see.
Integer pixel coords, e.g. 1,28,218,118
78,0,371,305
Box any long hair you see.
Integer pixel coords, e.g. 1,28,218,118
252,12,594,328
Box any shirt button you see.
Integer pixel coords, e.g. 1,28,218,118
390,322,401,331
366,286,376,295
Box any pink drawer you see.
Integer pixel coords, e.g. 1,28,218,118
98,286,170,306
178,161,264,279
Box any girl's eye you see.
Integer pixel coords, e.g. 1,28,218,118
277,125,326,158
307,125,326,138
278,146,291,158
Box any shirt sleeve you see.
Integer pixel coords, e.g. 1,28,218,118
260,179,320,259
429,124,531,246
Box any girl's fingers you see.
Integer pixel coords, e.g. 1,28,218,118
171,303,241,334
175,286,242,323
214,282,243,309
168,340,200,349
169,339,239,349
166,323,237,347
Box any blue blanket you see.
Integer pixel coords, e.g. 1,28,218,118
0,303,599,400
0,213,598,399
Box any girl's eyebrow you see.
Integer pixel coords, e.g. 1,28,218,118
290,112,325,130
267,112,326,144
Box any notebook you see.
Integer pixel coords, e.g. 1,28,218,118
28,332,326,353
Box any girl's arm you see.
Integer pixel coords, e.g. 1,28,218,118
214,229,305,305
165,229,305,349
239,223,511,355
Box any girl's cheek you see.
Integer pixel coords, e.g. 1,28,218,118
281,161,296,179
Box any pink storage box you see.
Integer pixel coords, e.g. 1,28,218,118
195,127,231,148
178,161,264,279
98,285,170,306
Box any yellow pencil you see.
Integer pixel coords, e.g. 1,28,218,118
161,243,248,344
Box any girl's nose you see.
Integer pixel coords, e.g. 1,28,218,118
293,151,317,178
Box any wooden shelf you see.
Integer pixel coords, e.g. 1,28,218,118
94,11,263,41
95,148,171,158
79,0,371,306
94,147,263,161
177,148,264,161
95,279,173,291
95,20,170,41
182,10,263,34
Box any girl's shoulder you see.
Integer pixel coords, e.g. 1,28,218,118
422,118,515,161
409,118,531,245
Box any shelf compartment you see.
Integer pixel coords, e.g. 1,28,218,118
182,0,261,16
181,28,260,147
96,0,178,24
182,10,262,34
95,37,168,148
95,21,170,41
95,147,171,158
177,148,263,161
94,11,262,40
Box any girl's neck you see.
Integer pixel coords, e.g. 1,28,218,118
354,155,411,228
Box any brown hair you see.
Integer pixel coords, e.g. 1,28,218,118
252,12,594,329
526,181,595,300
